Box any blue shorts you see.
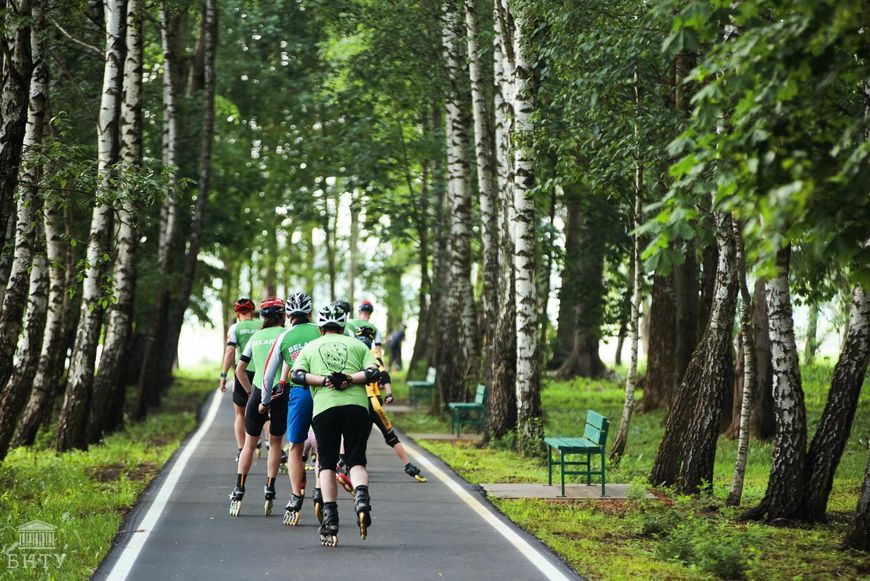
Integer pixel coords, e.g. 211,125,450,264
286,387,313,444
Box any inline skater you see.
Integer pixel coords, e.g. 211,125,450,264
347,299,384,357
229,297,288,517
355,327,426,482
219,297,259,460
261,291,321,526
291,303,381,547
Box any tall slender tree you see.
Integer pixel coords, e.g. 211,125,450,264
90,0,144,441
55,0,125,451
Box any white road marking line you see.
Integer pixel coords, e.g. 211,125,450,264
106,388,224,581
402,439,574,581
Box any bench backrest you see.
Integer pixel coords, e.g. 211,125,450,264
474,384,487,405
583,410,609,446
426,367,436,383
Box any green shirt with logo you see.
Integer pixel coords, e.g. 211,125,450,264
260,322,322,401
292,332,378,417
241,326,285,388
227,318,261,364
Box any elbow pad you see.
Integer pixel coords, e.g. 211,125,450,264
363,367,380,383
291,369,308,386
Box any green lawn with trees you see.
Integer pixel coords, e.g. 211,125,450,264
0,0,867,578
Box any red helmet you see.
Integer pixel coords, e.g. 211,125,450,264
233,297,255,313
358,299,374,313
259,296,286,317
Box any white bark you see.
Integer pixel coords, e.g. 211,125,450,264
158,0,179,269
727,219,757,506
90,0,143,441
55,0,124,451
511,6,542,452
465,0,498,338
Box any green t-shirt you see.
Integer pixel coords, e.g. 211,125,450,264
260,322,322,401
346,318,382,345
292,332,378,417
241,326,285,388
227,318,261,364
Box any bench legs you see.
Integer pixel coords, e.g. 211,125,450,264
545,447,606,498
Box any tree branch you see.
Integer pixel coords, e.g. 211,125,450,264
50,19,102,56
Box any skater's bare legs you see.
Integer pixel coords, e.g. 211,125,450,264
238,433,258,476
321,469,338,502
267,434,283,478
289,442,305,495
233,404,246,449
349,465,368,488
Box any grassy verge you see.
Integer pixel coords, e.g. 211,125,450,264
395,361,870,579
0,370,214,580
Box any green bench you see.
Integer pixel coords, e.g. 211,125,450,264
447,384,487,437
545,410,609,497
408,366,436,408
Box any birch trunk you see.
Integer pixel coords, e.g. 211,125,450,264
804,303,818,366
464,0,498,345
0,0,39,392
90,0,143,441
14,192,65,446
511,5,542,454
149,0,216,410
744,246,808,520
803,286,870,521
55,0,124,451
348,194,358,307
649,211,738,492
408,159,431,376
726,220,757,506
0,0,33,253
487,0,517,436
135,0,183,418
438,1,476,404
610,77,642,460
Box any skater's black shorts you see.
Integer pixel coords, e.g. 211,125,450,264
312,404,372,471
233,370,255,407
245,385,288,437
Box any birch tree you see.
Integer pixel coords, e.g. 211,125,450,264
55,0,124,451
726,221,757,506
0,0,33,252
487,0,516,437
464,0,497,343
511,4,543,454
743,246,808,520
438,0,477,404
14,196,65,446
90,0,143,441
610,72,643,461
0,0,46,459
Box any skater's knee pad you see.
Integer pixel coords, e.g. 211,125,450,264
383,429,400,448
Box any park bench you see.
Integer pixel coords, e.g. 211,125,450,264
408,366,436,408
545,410,609,497
448,384,487,437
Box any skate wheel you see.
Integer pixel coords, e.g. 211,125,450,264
229,501,241,517
414,475,428,483
321,535,338,547
358,513,367,540
283,511,300,526
264,500,273,516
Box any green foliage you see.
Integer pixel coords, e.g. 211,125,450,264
655,517,763,578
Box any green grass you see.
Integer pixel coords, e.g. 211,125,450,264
0,370,214,580
394,360,870,580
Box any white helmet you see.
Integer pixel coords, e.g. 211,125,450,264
317,303,348,329
286,291,313,316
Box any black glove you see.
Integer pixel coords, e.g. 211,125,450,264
378,370,392,386
328,372,351,390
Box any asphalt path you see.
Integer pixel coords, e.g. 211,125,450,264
95,389,581,581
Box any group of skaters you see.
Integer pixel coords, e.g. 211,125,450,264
219,294,426,547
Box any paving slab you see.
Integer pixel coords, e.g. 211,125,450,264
407,432,483,442
481,483,654,500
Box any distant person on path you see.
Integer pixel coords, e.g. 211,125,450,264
291,303,381,547
387,325,406,371
261,291,322,526
219,297,259,461
229,297,288,517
